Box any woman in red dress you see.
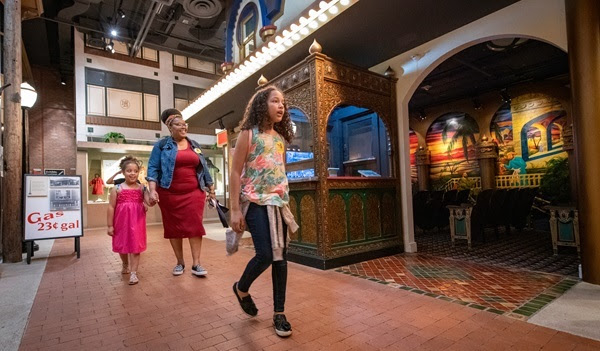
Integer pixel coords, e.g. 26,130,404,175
147,108,216,277
89,173,104,195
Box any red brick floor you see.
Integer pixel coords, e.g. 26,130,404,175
338,254,570,313
18,225,600,350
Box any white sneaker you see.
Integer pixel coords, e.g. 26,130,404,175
129,272,139,285
191,265,207,277
172,264,185,276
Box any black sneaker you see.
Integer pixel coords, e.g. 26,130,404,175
273,314,292,337
233,282,258,317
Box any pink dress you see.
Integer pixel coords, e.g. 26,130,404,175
113,186,147,254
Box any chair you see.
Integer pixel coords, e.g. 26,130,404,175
455,189,471,205
512,188,538,230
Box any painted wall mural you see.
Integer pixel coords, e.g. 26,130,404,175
491,93,568,175
426,112,480,183
409,129,418,182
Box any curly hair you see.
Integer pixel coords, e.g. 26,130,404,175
119,155,142,172
240,85,294,143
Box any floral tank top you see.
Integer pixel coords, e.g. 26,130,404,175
240,127,289,206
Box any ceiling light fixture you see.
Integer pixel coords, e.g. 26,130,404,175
181,0,358,120
117,8,125,19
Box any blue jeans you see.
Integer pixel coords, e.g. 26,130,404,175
237,203,287,312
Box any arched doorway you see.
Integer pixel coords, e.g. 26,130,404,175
407,37,577,276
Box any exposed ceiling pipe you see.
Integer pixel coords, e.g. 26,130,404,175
130,1,159,57
134,3,164,57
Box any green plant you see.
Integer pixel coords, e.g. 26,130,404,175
103,132,126,144
540,157,570,205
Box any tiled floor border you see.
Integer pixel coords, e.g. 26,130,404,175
334,268,579,320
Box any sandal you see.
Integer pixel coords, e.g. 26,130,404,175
233,282,258,317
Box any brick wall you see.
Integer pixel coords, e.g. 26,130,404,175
28,66,76,175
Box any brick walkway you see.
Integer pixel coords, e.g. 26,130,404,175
19,225,600,350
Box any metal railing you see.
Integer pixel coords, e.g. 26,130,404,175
443,173,544,191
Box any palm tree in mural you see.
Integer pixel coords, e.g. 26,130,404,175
490,121,504,144
442,115,478,161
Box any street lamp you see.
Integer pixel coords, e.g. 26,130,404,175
21,82,38,108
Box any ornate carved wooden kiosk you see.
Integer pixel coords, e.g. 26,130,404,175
268,49,402,269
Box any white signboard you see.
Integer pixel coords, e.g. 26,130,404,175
24,175,84,240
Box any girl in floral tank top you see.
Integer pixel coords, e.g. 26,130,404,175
240,126,289,206
229,86,298,338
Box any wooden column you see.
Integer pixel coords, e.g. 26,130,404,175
476,138,498,190
2,0,23,262
566,0,600,284
415,147,430,191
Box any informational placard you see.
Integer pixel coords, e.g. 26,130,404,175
24,175,83,241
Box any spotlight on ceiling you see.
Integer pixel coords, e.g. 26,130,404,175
117,9,125,19
110,29,118,37
60,77,67,86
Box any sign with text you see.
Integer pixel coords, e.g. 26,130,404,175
24,175,84,240
44,169,65,176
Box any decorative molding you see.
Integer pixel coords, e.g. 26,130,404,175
173,65,222,80
415,148,431,165
476,139,499,159
562,124,574,151
84,46,159,68
86,115,161,130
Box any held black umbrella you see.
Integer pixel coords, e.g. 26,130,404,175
209,198,229,228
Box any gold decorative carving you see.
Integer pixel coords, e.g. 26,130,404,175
366,194,381,238
328,194,347,244
300,195,317,244
328,179,397,189
349,194,365,241
381,192,395,236
476,139,499,159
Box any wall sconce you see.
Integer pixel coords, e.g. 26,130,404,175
472,98,482,110
21,82,38,109
417,109,427,121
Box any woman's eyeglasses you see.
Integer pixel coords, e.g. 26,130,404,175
171,123,189,128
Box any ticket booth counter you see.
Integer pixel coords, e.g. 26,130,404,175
270,51,402,269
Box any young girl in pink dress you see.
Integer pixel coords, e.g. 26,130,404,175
107,156,151,285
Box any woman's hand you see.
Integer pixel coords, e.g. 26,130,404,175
107,226,114,236
149,189,159,205
230,209,245,233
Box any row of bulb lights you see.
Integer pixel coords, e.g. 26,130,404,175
182,0,356,119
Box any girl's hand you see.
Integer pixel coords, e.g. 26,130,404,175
230,209,245,233
107,226,114,236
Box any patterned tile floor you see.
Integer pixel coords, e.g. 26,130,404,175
415,227,580,276
337,253,578,319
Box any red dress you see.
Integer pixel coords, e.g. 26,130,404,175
157,145,207,239
90,177,104,195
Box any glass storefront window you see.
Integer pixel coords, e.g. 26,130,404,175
286,108,315,181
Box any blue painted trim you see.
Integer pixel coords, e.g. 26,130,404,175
225,0,281,62
520,110,566,161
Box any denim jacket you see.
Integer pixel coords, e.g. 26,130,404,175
146,136,214,191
